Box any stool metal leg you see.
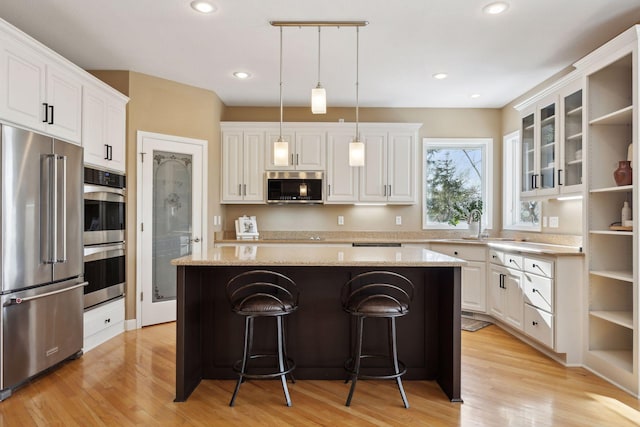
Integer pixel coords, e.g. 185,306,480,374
389,317,409,408
281,317,296,384
277,315,292,406
230,315,253,407
346,315,364,406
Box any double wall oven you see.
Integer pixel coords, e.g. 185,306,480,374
83,167,126,309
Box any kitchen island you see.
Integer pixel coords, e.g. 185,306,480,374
172,245,464,403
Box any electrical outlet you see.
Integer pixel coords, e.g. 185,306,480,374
338,215,344,225
542,216,548,227
549,216,559,228
395,216,402,225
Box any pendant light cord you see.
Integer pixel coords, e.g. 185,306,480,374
317,27,322,87
279,27,284,139
355,26,360,140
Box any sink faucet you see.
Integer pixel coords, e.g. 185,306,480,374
468,209,482,239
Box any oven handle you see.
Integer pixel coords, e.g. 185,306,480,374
84,243,126,262
9,282,88,305
84,184,125,197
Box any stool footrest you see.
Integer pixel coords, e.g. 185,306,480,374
233,354,296,379
345,354,407,380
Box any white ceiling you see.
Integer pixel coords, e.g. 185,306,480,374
1,1,640,109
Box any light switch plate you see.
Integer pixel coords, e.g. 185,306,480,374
549,216,559,228
395,216,402,225
338,215,344,225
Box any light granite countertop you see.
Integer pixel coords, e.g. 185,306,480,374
171,245,466,267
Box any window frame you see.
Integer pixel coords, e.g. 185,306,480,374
422,138,493,230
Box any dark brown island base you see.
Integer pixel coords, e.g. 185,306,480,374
172,245,464,403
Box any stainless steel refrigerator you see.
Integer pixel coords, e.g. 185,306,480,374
0,124,85,400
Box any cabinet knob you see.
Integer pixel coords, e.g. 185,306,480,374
492,255,497,259
105,318,111,324
532,263,538,268
532,321,538,326
532,288,537,293
454,251,458,255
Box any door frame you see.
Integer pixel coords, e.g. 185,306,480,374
135,131,208,329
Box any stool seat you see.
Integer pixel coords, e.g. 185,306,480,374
226,270,299,407
341,271,414,408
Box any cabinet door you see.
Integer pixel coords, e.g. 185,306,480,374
560,86,584,192
295,131,325,170
520,109,536,196
105,100,126,172
504,267,524,330
82,87,108,168
387,131,416,203
359,131,388,202
242,132,265,201
221,131,244,202
462,261,487,313
536,96,559,196
0,36,46,130
45,63,82,143
265,129,295,170
326,132,358,203
488,266,505,320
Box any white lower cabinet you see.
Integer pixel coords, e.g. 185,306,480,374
429,243,487,313
84,297,125,352
489,248,582,365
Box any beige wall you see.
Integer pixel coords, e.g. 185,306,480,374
223,107,503,233
90,71,225,320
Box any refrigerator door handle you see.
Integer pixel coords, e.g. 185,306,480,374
9,281,88,305
56,155,67,263
41,154,57,264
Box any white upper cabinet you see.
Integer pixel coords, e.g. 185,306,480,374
359,128,417,204
326,131,359,203
221,127,265,203
82,85,127,172
0,33,82,144
265,127,325,170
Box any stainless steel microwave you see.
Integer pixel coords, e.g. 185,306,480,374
266,171,324,204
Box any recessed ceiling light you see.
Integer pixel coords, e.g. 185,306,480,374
432,73,448,80
483,2,509,15
470,93,481,99
191,1,216,14
233,71,251,79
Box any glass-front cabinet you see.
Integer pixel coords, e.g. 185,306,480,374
560,85,584,192
520,95,559,197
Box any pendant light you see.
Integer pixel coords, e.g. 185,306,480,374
273,26,289,166
311,27,326,114
349,27,365,167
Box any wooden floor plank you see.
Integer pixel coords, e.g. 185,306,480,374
1,323,639,426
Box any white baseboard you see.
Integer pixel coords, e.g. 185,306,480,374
125,319,138,331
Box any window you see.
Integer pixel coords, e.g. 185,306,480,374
503,131,541,231
422,138,493,230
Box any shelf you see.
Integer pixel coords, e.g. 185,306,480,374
588,350,633,373
566,159,582,165
524,124,534,131
590,269,633,282
566,132,583,140
540,142,556,149
541,115,556,124
590,310,633,329
589,105,633,125
540,166,555,171
589,230,633,236
566,106,583,116
590,185,633,193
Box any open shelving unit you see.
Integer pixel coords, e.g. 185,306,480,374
585,46,638,395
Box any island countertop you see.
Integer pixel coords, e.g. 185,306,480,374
171,245,466,267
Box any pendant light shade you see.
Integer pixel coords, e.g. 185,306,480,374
349,27,364,167
274,27,289,166
311,27,326,114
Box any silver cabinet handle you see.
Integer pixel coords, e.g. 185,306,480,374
296,153,299,165
243,184,247,196
291,153,294,165
383,185,387,196
10,281,88,304
328,184,331,196
57,155,67,263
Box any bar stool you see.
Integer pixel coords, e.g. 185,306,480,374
226,270,299,407
341,270,415,408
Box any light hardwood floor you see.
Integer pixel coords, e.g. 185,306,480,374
1,323,640,426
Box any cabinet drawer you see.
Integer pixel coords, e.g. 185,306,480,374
489,250,523,269
524,304,553,348
523,274,553,312
84,298,125,338
488,249,504,265
431,244,486,262
524,257,554,278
